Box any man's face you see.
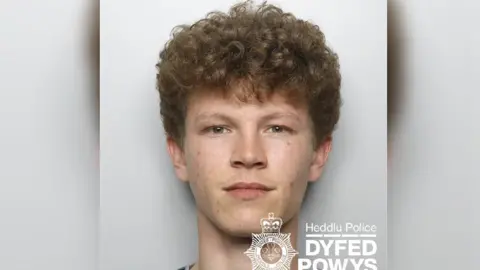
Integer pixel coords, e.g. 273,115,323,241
167,90,331,237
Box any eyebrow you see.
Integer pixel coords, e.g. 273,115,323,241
261,112,301,122
194,112,301,123
194,113,235,124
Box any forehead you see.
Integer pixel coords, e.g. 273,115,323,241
186,87,309,118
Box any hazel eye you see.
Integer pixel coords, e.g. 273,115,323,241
268,125,288,133
207,126,229,134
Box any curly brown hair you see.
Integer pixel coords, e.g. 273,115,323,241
156,0,341,148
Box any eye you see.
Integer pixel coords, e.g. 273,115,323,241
267,125,290,133
206,126,230,134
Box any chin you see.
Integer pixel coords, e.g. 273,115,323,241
220,222,262,238
215,207,279,237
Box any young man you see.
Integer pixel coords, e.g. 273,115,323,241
156,1,341,269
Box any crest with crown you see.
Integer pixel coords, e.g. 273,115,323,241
260,213,283,234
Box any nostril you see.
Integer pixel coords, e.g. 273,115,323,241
231,160,243,167
230,159,267,169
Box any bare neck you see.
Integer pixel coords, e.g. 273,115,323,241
191,211,299,270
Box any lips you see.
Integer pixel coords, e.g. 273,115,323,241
224,182,274,200
224,182,274,191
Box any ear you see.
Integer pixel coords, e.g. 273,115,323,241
308,136,332,182
166,137,188,182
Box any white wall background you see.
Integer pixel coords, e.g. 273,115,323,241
388,0,480,269
100,0,387,269
0,0,98,270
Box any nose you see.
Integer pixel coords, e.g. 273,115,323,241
230,133,267,169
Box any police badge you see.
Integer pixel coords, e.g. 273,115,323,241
244,213,298,270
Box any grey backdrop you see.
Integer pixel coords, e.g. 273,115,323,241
100,1,386,269
0,0,98,270
388,0,480,269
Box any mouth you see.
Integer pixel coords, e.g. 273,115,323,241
223,182,274,200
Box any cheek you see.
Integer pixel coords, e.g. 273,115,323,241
266,141,311,215
267,140,313,183
185,137,231,184
185,138,232,210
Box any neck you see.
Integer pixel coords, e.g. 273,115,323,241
192,211,300,270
